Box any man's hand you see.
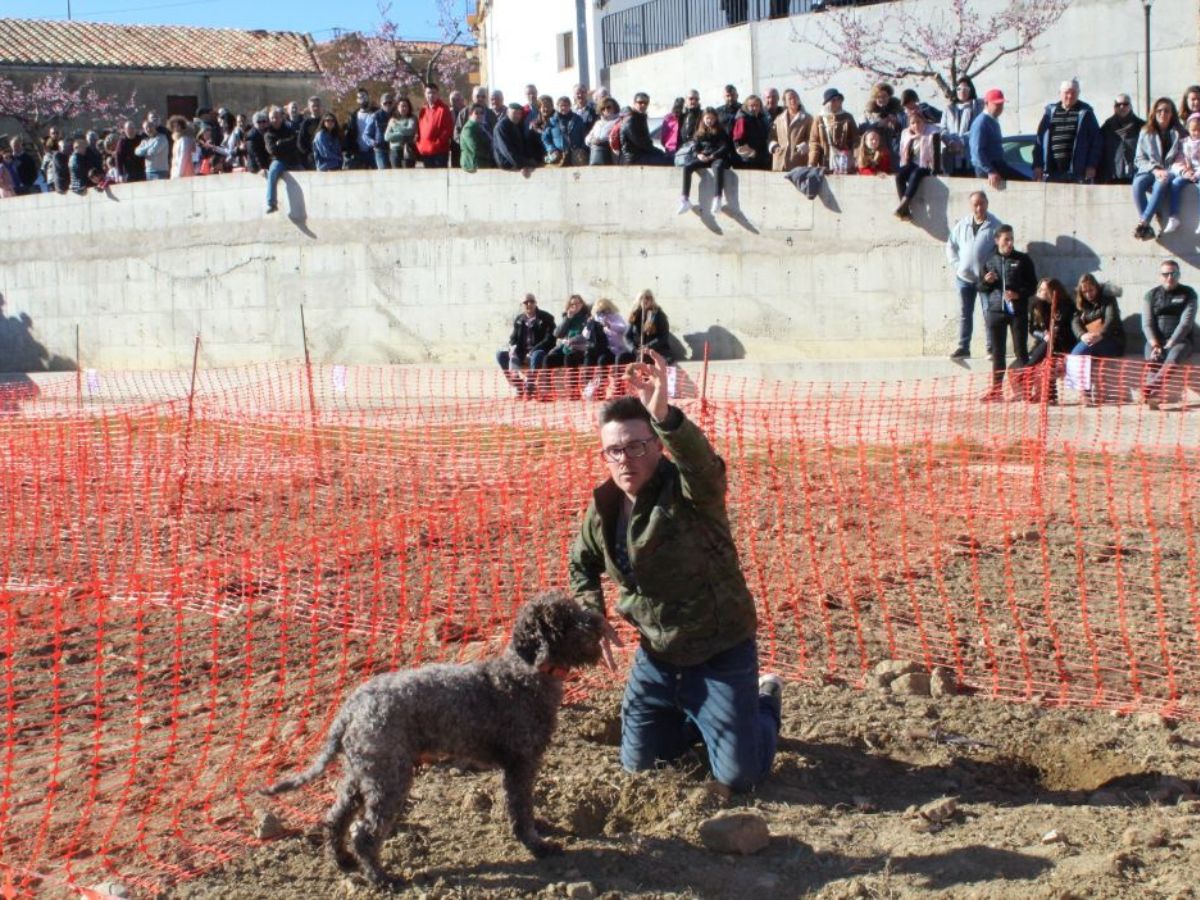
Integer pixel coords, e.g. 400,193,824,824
1084,166,1096,182
988,171,1002,188
598,619,624,671
625,347,670,422
1033,166,1043,182
1003,289,1018,302
983,270,998,285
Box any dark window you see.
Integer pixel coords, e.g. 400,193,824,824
167,95,199,120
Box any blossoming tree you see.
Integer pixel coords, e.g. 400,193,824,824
0,72,137,147
796,0,1069,101
320,0,471,99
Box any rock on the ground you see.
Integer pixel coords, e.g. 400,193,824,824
88,883,130,899
919,797,958,823
891,672,932,697
929,667,957,698
255,809,286,840
565,882,597,900
1041,828,1066,845
868,660,923,691
698,810,771,855
1122,826,1169,848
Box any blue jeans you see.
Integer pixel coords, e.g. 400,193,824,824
956,279,991,352
1132,171,1186,220
265,160,287,210
496,347,548,395
373,147,391,170
422,153,449,169
620,639,779,792
146,170,168,181
1070,335,1125,357
1144,339,1193,390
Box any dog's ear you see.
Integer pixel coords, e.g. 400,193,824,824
511,596,555,668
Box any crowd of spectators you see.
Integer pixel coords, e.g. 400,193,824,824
4,76,1200,232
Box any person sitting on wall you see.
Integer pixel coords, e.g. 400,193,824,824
893,106,943,220
494,104,533,172
585,98,622,166
545,294,593,397
1032,78,1101,184
619,290,674,364
731,94,771,170
970,89,1028,187
1141,260,1196,408
497,294,557,398
1132,97,1186,240
263,105,302,215
808,88,858,174
717,84,742,133
620,94,669,166
978,224,1037,401
543,96,587,166
1099,93,1144,185
1070,273,1126,404
677,107,733,216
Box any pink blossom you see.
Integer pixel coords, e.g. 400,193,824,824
797,0,1069,101
321,0,471,98
0,72,138,147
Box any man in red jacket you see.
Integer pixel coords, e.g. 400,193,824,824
417,83,454,168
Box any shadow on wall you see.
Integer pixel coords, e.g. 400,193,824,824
682,326,746,361
0,295,77,373
1027,235,1102,291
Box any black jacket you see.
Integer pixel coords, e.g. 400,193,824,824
717,101,742,134
245,127,270,173
264,123,302,168
732,110,770,169
627,308,672,361
297,114,322,162
693,130,731,163
507,309,557,355
1099,113,1145,183
979,249,1038,318
342,105,378,154
679,107,703,144
619,110,655,164
1072,290,1126,351
493,117,530,170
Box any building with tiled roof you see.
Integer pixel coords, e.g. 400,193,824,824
0,17,324,137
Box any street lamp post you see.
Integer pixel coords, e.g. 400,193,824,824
1142,0,1153,115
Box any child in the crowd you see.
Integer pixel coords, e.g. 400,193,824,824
1172,112,1200,233
855,128,892,175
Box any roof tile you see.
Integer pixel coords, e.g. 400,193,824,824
0,18,322,74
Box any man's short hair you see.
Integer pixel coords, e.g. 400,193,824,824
724,84,737,93
995,224,1014,237
634,92,650,103
969,190,987,204
1162,258,1180,271
470,104,487,115
1061,78,1080,92
599,396,653,428
426,82,439,92
308,96,321,105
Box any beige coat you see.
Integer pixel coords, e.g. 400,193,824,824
807,111,859,169
770,109,812,172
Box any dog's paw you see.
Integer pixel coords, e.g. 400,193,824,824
528,837,563,858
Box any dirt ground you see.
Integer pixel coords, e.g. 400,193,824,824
164,678,1200,900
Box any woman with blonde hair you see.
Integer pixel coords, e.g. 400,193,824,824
620,290,673,364
769,88,811,172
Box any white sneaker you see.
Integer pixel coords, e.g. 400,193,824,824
676,197,691,215
710,196,722,216
1164,216,1180,234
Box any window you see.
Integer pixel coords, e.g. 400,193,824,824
556,31,574,71
166,95,199,119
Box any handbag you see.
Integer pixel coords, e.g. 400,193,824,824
568,147,589,167
674,140,697,167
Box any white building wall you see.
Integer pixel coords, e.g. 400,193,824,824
607,0,1199,129
482,0,587,99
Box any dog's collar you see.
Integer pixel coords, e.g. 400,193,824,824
538,663,571,680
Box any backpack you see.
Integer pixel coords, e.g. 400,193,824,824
609,115,628,154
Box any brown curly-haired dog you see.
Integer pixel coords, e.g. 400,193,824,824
263,592,604,889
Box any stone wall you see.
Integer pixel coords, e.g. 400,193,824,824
0,167,1196,371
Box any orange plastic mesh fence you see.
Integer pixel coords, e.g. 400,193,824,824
0,356,1198,894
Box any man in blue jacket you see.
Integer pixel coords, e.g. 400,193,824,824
1032,79,1101,183
970,89,1029,186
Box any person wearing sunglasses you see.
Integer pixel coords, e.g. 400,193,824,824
1141,261,1196,407
1099,94,1144,185
569,349,782,794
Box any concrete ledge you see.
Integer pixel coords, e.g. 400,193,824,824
0,168,1196,370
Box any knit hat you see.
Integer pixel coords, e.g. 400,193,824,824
822,88,844,105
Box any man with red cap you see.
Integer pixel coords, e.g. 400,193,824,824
969,88,1029,186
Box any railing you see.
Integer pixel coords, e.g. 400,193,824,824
600,0,884,67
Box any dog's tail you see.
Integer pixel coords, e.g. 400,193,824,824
260,710,349,796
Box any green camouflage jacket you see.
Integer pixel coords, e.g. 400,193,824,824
568,406,758,667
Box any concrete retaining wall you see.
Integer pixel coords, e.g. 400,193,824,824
0,167,1196,370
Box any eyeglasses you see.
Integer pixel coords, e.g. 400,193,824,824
1161,270,1180,278
1115,101,1131,108
600,439,656,463
522,301,537,306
